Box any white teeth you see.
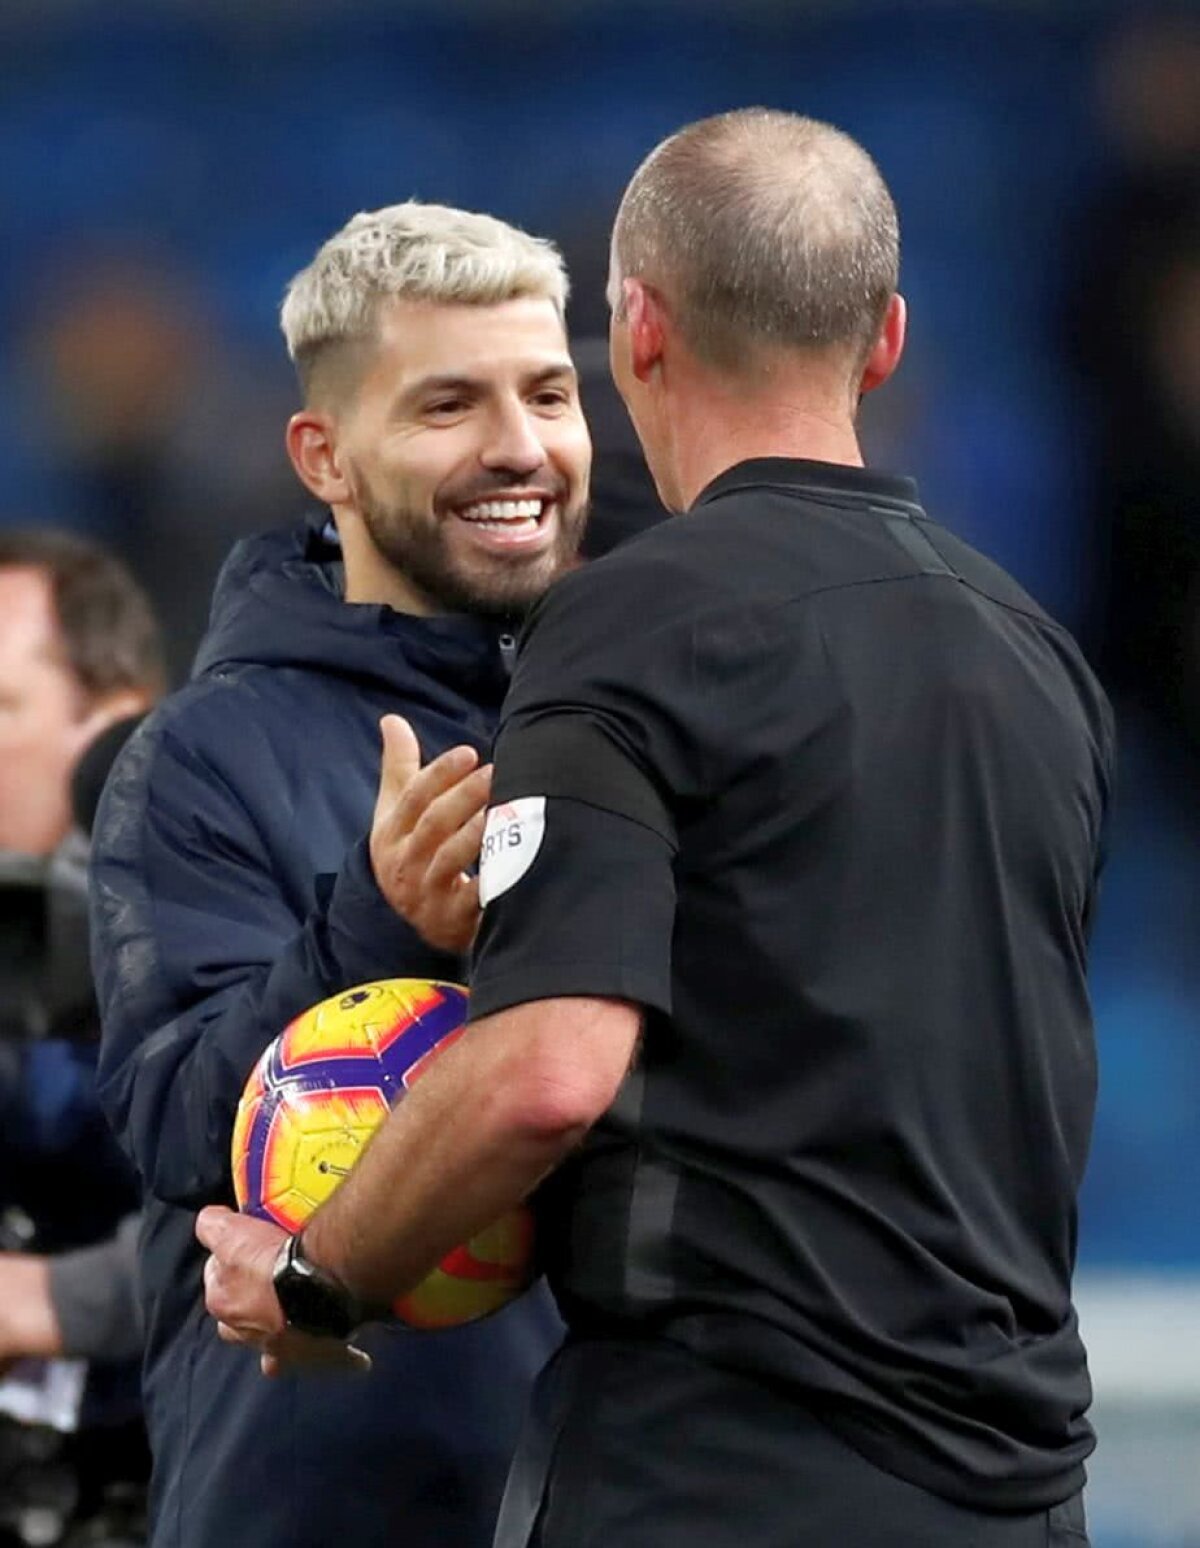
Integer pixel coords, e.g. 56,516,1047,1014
458,498,545,522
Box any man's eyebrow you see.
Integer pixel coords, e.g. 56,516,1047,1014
404,373,482,399
403,362,578,400
526,362,577,385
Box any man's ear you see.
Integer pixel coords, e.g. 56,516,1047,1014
72,686,153,760
623,278,667,385
859,293,907,396
285,410,352,506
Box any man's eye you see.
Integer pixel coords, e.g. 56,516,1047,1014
532,390,569,408
428,399,467,416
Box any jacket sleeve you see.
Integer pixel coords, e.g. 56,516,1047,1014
47,1212,143,1363
90,717,461,1209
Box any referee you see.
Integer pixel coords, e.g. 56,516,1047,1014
202,110,1112,1548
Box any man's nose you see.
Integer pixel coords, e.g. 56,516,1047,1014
480,405,546,477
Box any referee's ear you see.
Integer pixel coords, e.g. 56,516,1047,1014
623,278,667,384
859,293,907,397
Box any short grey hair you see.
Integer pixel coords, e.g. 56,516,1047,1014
612,109,899,373
281,201,570,400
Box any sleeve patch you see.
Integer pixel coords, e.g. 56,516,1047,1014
479,796,546,907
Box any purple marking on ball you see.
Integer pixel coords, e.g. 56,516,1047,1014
242,986,471,1216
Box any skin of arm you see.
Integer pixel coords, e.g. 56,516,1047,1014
199,994,640,1365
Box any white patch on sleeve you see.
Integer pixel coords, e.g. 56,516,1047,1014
479,796,546,907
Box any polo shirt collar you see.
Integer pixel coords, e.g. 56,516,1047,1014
692,458,921,513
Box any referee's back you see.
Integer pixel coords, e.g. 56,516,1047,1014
531,458,1112,1512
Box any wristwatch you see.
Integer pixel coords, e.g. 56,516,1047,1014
272,1231,366,1340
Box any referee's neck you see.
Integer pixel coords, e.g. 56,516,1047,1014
671,400,864,511
655,349,865,511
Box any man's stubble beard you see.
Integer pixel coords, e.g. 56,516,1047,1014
357,482,589,619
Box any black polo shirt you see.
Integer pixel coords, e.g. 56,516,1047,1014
469,458,1113,1512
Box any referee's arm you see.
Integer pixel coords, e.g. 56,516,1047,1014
294,993,640,1310
196,992,640,1346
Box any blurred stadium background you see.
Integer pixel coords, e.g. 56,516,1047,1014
1,2,1197,1544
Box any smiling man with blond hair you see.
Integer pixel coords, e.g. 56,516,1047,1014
90,200,590,1548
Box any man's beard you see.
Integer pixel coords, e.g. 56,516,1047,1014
357,481,588,618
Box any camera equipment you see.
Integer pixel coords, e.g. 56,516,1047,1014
0,846,95,1045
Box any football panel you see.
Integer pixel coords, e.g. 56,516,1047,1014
395,1270,525,1331
253,1086,389,1229
277,990,380,1069
373,986,470,1102
394,1206,537,1329
230,1060,269,1212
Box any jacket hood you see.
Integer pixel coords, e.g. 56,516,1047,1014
191,513,516,704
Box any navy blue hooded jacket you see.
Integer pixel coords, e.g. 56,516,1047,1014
90,516,561,1548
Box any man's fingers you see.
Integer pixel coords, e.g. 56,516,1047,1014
375,716,423,808
448,876,482,944
261,1352,370,1378
391,745,481,837
260,1335,373,1378
425,808,488,891
375,742,481,852
195,1205,237,1251
405,766,492,869
199,1209,288,1341
214,1321,372,1372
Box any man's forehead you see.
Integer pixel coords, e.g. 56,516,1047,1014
0,567,60,661
0,566,55,626
374,293,571,379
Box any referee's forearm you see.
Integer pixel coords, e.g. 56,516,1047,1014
300,1000,609,1310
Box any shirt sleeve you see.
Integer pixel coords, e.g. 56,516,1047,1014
48,1212,143,1363
468,556,699,1022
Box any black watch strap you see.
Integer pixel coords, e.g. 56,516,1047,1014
272,1231,368,1341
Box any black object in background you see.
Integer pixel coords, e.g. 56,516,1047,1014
0,714,145,1045
0,853,93,1044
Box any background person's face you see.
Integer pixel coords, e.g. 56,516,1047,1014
336,295,592,615
0,568,90,855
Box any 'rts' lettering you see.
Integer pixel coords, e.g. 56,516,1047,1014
482,823,522,862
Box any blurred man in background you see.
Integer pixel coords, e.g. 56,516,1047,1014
0,529,164,1546
204,111,1111,1548
89,203,591,1548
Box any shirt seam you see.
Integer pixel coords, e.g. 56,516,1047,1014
724,568,1076,641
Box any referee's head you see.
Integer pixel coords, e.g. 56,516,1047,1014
607,109,907,511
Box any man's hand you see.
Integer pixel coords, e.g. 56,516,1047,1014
369,715,492,954
0,1254,63,1373
196,1207,369,1377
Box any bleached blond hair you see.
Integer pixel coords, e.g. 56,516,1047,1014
281,201,570,400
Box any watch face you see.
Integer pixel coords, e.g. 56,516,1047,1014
274,1242,357,1339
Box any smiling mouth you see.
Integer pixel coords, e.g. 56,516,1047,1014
454,496,550,533
448,495,561,552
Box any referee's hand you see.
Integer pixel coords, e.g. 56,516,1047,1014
197,1206,370,1379
369,715,492,954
